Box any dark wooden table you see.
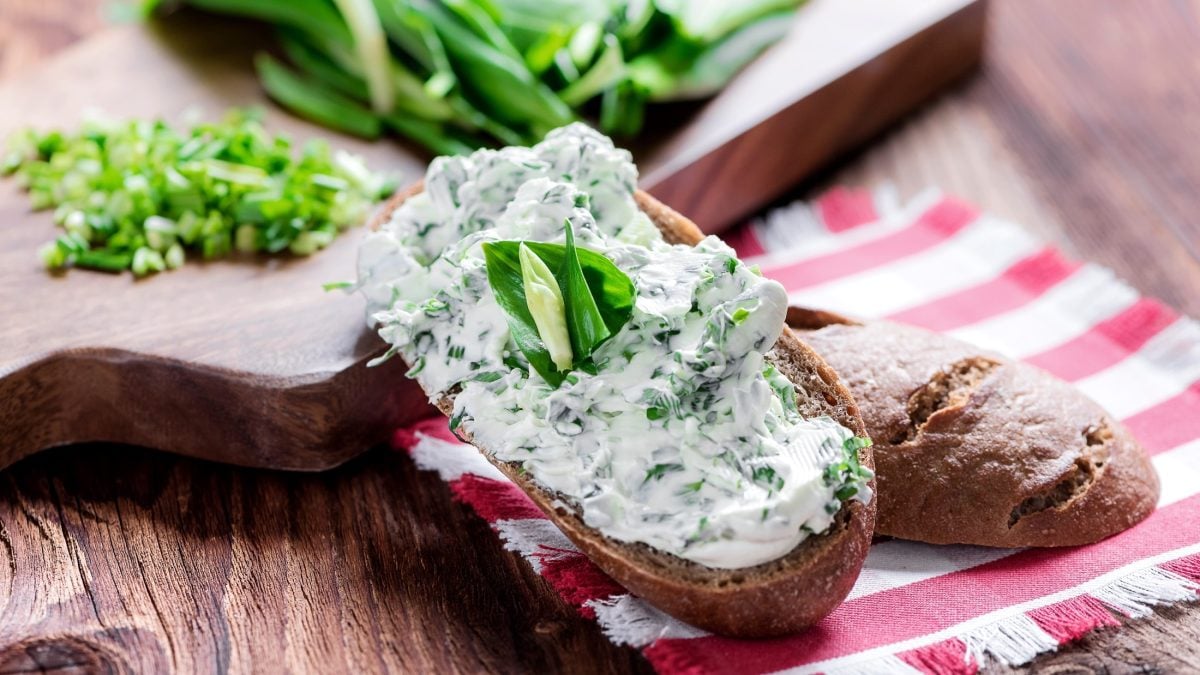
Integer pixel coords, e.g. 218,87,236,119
2,1,1198,673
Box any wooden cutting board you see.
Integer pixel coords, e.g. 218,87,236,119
0,0,985,472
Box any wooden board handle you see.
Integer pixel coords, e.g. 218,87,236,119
0,347,431,471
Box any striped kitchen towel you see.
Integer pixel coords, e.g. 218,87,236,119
392,187,1200,674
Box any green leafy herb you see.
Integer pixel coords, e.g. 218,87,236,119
142,0,806,149
484,243,565,387
3,109,394,276
556,222,612,361
483,223,635,386
255,53,383,138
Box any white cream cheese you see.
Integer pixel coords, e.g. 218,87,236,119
357,124,872,569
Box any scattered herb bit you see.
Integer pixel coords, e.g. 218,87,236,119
322,280,356,291
644,462,684,483
367,345,399,367
3,109,395,276
823,436,875,504
682,479,705,494
764,364,799,415
421,298,450,316
449,409,466,433
405,356,426,377
752,465,786,491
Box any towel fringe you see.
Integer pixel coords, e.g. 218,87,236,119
960,613,1058,669
812,560,1199,675
1091,566,1199,618
586,595,706,647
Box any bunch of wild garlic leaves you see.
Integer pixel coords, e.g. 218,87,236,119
143,0,805,153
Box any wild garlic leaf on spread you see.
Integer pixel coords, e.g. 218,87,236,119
483,224,635,387
483,241,566,388
555,221,611,361
520,243,635,339
519,243,573,371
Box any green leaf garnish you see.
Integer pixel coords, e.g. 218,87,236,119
483,242,566,388
483,222,635,387
556,221,612,362
520,243,574,370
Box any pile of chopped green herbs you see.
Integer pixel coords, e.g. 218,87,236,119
2,110,394,275
141,0,805,152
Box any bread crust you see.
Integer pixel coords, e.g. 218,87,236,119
787,307,1159,548
375,186,876,637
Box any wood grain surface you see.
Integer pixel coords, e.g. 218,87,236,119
2,1,1198,673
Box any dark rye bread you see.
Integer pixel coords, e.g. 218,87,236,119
375,186,875,637
787,307,1160,548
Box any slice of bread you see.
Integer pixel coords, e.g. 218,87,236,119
788,306,1160,548
371,187,876,637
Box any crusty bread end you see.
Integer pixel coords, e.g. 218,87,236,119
788,306,1159,548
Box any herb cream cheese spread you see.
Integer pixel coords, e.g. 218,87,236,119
357,124,872,569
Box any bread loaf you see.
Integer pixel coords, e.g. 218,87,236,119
788,307,1159,547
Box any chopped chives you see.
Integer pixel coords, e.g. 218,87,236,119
3,109,395,276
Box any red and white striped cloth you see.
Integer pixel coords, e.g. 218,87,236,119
392,187,1200,674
